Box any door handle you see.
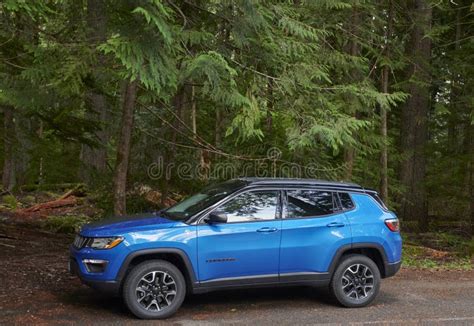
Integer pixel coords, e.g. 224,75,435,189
326,222,345,228
257,227,278,233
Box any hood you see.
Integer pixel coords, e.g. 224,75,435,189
80,213,183,237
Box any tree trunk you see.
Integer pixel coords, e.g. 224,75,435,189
81,0,108,182
14,113,31,186
399,0,432,231
447,9,462,154
215,107,222,148
191,85,207,178
160,88,184,206
266,78,274,133
380,66,389,203
113,81,137,216
2,106,16,191
343,6,360,180
38,120,44,185
191,85,197,140
379,0,393,204
171,87,184,155
469,120,474,237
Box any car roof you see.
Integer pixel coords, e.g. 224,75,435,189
235,177,363,191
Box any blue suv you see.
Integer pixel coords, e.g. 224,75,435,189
70,178,402,319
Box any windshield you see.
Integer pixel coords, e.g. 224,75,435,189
162,180,247,221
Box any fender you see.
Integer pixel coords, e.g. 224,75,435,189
328,242,392,277
115,248,198,285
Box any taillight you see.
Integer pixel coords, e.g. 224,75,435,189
385,218,400,232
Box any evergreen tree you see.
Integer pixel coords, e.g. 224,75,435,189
0,0,472,233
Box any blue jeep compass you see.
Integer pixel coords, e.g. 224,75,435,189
70,178,402,319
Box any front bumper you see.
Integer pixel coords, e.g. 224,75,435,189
69,240,126,296
69,257,121,295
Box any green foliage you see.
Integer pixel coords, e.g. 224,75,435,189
22,195,36,205
99,0,179,93
2,194,18,209
0,0,473,235
182,51,249,109
403,244,472,270
132,4,173,46
226,94,264,141
126,193,159,215
89,189,114,218
41,215,90,234
469,239,474,258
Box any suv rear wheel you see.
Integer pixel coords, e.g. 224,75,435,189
123,260,186,319
329,254,381,308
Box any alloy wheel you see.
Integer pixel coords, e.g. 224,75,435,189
341,263,375,300
136,271,177,311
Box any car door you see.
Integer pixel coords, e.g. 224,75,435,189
196,189,282,285
279,189,352,281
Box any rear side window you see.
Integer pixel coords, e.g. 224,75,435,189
367,192,388,210
286,190,335,218
338,192,354,210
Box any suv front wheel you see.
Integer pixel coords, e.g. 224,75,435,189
329,254,381,308
123,260,186,319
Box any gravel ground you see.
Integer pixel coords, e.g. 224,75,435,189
1,223,473,325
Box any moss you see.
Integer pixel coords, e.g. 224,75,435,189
41,215,90,234
2,194,18,209
22,195,36,205
402,243,472,270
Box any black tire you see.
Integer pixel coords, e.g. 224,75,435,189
329,254,381,308
123,260,186,319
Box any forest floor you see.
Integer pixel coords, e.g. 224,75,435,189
0,222,473,325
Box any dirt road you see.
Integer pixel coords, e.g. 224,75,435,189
1,223,473,325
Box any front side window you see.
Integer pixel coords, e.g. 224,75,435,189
286,190,335,218
164,180,247,221
217,191,279,223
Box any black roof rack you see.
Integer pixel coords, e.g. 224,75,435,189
235,177,363,191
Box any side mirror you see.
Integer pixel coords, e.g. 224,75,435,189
206,211,227,224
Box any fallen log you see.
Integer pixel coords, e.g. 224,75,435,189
57,188,76,201
16,186,84,216
20,196,77,213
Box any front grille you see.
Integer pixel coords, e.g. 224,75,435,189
73,235,90,249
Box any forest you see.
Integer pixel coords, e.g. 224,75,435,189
0,0,473,238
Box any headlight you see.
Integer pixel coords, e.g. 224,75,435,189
88,237,124,249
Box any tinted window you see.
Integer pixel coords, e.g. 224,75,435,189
218,191,279,223
367,192,387,210
165,180,246,220
339,192,354,210
286,190,334,218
